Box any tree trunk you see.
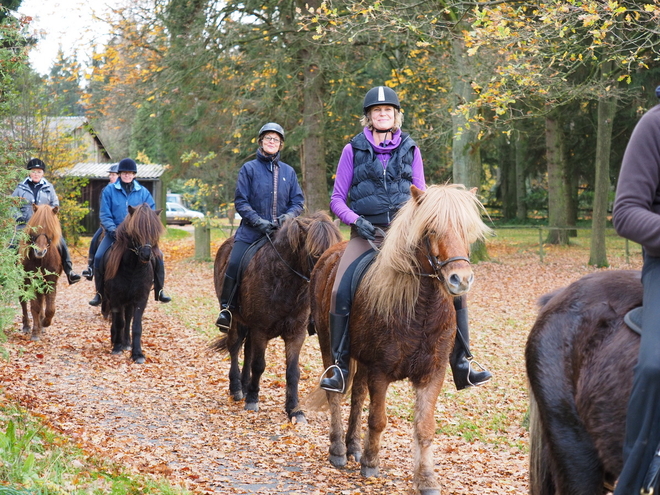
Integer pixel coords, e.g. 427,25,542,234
299,50,328,213
589,92,617,267
514,124,528,221
545,111,570,245
450,33,488,260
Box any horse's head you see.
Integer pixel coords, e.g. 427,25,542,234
23,205,62,259
407,185,492,297
364,184,492,320
276,212,343,275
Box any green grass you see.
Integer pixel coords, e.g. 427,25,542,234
0,401,191,495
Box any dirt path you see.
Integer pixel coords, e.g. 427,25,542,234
1,235,635,494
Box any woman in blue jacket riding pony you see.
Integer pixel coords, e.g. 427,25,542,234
215,123,305,332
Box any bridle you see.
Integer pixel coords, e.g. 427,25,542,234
129,242,154,263
422,237,470,279
29,232,52,255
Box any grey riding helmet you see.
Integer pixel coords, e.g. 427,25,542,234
258,123,285,142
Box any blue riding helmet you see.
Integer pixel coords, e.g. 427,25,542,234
108,164,119,174
117,158,137,173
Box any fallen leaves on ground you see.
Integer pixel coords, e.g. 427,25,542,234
0,230,642,494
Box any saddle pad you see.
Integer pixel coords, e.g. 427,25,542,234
624,306,642,336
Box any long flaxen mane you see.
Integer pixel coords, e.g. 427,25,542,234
105,203,164,280
21,204,62,256
361,184,492,321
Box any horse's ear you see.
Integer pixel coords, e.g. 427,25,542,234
128,205,136,215
410,185,424,204
155,209,163,216
32,203,38,212
52,206,59,215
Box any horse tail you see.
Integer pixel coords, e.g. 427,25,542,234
209,335,230,354
528,386,555,495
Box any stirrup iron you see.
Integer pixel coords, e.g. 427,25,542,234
466,358,490,387
216,307,233,331
319,364,346,393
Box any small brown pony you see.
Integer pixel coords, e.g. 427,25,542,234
211,211,342,422
306,185,492,494
19,204,63,341
102,203,165,363
526,269,643,494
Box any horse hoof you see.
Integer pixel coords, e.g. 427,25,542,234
360,465,379,478
30,334,40,342
111,348,123,355
133,356,146,364
419,489,441,495
231,391,244,401
329,455,347,468
244,402,258,412
22,327,30,335
290,412,307,424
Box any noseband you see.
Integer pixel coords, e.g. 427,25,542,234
30,233,52,254
130,243,154,263
422,237,470,279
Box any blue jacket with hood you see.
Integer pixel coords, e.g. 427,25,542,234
99,179,155,234
234,149,305,243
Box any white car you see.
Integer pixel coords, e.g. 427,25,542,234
165,202,204,225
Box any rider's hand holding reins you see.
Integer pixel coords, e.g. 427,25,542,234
354,216,376,240
254,218,277,235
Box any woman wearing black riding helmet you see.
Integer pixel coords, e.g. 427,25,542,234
12,158,81,285
215,123,305,332
319,86,492,394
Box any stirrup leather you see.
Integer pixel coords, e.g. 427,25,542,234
319,364,346,393
216,308,233,330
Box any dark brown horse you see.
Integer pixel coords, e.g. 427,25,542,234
211,211,342,422
305,185,492,494
102,204,165,363
19,204,63,341
526,269,643,494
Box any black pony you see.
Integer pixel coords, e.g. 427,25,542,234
102,204,165,363
211,211,342,422
526,269,643,494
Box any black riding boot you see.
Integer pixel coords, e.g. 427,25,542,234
153,256,171,303
450,308,492,390
89,272,104,306
320,313,351,394
82,257,94,281
215,275,237,333
58,240,80,284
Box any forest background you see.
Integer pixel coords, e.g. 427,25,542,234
4,0,660,269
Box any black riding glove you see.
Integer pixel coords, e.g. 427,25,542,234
277,213,293,226
254,218,277,235
353,217,376,241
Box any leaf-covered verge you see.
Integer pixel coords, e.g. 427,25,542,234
0,226,643,494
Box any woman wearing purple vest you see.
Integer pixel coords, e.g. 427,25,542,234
319,86,492,394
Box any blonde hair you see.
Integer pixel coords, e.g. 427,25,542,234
360,107,403,132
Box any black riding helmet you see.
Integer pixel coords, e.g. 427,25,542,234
363,86,400,114
26,158,46,171
258,122,285,142
117,158,138,173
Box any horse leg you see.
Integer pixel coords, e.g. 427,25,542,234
226,326,246,401
42,290,56,328
20,299,30,334
124,304,134,351
110,310,124,354
345,364,368,463
130,303,146,364
361,376,390,478
240,327,253,400
244,332,267,412
411,376,444,495
30,296,44,341
283,331,307,423
327,389,347,467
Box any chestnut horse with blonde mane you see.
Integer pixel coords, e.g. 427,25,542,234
306,184,492,495
102,203,164,363
20,204,63,341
